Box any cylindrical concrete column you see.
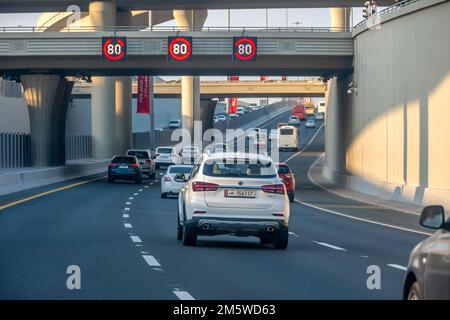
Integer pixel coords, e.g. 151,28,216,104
89,1,116,159
20,75,62,167
91,77,116,159
115,10,133,155
330,8,351,32
174,10,207,142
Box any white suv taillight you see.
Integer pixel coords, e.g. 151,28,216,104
192,181,219,192
261,184,286,195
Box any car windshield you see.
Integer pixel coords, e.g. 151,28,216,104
157,148,173,154
169,166,193,174
203,159,276,178
112,156,135,164
127,151,148,159
280,129,294,135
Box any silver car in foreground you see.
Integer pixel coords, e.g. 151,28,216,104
403,205,450,300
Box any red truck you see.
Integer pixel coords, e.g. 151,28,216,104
292,104,306,120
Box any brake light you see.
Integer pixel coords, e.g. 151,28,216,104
145,160,151,164
163,175,171,181
192,181,219,192
262,184,286,195
131,163,139,167
108,163,117,167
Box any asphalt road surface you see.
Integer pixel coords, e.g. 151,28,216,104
0,112,429,300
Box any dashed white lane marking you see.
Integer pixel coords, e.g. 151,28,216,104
297,201,432,236
123,214,129,218
387,264,407,271
133,193,138,196
144,186,149,188
124,223,132,228
124,207,130,211
130,235,142,243
173,291,195,300
126,202,131,205
312,241,347,252
155,180,159,182
360,255,369,259
139,189,143,192
128,197,134,200
289,231,299,237
142,255,161,267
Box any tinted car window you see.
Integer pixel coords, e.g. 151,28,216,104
127,151,149,159
112,156,136,164
157,148,173,154
203,159,276,178
169,166,193,174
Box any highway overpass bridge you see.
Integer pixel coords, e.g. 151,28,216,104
72,80,327,99
0,0,396,12
0,29,353,77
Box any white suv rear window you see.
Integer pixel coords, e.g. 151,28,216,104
203,159,276,178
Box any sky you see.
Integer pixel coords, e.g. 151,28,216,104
0,7,370,103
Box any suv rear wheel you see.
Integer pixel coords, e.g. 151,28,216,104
273,228,289,249
182,224,197,246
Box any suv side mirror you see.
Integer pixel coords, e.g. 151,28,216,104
174,173,187,183
420,205,445,230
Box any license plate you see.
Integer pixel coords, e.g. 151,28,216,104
119,165,128,169
224,189,256,198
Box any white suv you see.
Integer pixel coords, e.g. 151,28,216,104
154,146,182,169
176,152,290,249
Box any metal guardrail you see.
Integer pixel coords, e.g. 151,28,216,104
0,26,351,33
354,0,422,30
0,132,31,168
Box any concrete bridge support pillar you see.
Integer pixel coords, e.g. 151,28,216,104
173,10,207,142
115,10,133,155
20,75,74,167
89,1,117,159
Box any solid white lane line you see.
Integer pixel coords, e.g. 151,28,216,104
297,200,432,236
284,123,324,163
387,264,407,271
130,235,142,243
312,241,347,251
173,291,195,300
142,255,161,267
123,214,129,218
124,223,132,228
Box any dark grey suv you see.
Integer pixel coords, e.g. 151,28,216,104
403,206,450,300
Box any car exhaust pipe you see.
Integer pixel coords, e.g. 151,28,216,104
201,223,212,231
266,225,275,232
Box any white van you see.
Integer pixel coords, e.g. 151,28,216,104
278,125,298,151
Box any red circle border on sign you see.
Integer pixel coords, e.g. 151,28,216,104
169,37,192,61
234,37,256,61
102,38,126,61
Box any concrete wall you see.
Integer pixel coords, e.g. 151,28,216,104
325,0,450,210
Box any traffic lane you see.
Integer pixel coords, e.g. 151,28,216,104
287,128,431,234
0,178,175,299
129,183,399,299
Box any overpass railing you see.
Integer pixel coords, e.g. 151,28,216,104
354,0,423,30
0,26,352,33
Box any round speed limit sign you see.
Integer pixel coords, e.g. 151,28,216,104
233,37,257,61
102,37,127,61
168,36,193,61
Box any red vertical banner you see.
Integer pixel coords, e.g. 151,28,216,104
137,76,150,114
228,97,238,114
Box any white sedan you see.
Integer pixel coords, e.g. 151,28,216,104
161,165,193,198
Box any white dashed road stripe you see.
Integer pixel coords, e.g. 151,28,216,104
142,255,161,267
139,189,143,192
124,207,130,211
387,264,407,271
124,223,132,228
128,197,134,200
126,202,131,205
133,193,138,196
313,241,347,251
130,236,142,243
123,214,129,218
173,291,195,300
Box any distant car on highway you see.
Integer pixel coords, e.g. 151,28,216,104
237,106,245,115
403,205,450,300
177,152,290,248
161,165,193,198
126,149,156,179
213,115,219,123
217,114,226,122
229,113,239,119
168,119,181,129
276,162,295,202
306,118,316,128
154,146,182,169
288,115,300,126
315,113,324,120
180,145,200,164
108,155,142,184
